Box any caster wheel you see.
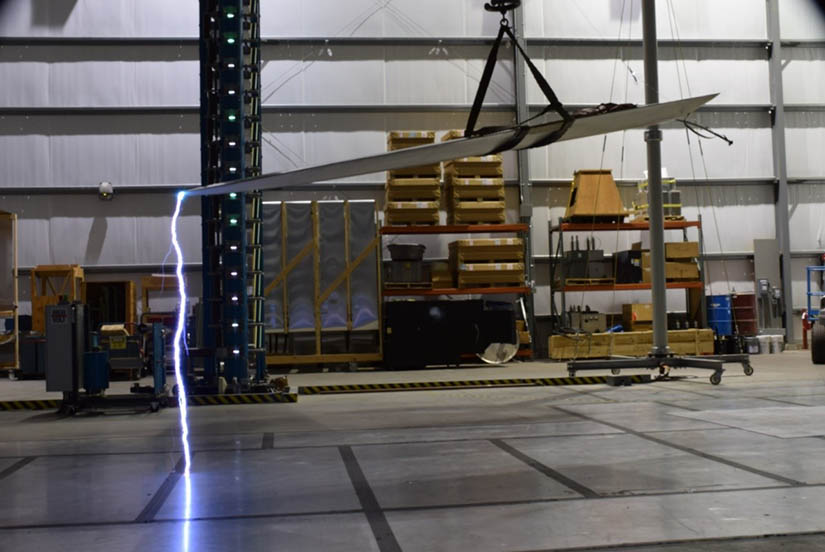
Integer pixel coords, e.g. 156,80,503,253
743,364,754,376
611,368,621,375
149,401,160,413
66,406,77,416
709,372,722,386
567,371,576,378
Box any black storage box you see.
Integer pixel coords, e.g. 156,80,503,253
614,250,643,283
383,300,516,369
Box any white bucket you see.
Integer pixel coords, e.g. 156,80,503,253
757,335,772,354
770,334,784,354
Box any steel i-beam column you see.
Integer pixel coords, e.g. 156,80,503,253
512,4,537,341
766,0,794,342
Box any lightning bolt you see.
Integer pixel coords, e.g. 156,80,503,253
171,191,192,476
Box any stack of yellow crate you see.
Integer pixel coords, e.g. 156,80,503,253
448,238,525,288
385,131,441,225
442,130,505,224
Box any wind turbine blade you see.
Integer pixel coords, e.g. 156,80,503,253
188,94,715,197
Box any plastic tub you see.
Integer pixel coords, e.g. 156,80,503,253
744,336,760,355
770,334,784,354
387,243,426,261
757,335,772,354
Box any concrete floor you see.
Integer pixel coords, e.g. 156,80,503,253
1,350,825,551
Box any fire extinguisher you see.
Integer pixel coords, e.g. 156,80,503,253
802,310,812,350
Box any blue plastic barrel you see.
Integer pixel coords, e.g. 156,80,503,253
706,295,733,336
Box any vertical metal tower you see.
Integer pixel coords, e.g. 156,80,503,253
199,0,263,385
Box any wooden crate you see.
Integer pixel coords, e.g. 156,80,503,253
441,129,466,142
386,177,442,202
455,262,524,287
446,177,505,200
387,131,440,178
447,201,506,224
388,130,435,150
385,201,440,225
549,328,712,360
444,156,504,178
549,333,611,360
564,169,627,221
31,265,85,333
448,238,523,264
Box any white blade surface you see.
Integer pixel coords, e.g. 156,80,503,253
189,94,715,197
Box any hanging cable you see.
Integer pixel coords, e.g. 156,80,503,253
679,119,734,146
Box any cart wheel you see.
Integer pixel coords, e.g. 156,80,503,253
709,372,722,386
611,368,621,375
743,364,754,376
149,401,160,413
66,405,77,416
812,321,825,365
158,396,168,408
568,370,576,378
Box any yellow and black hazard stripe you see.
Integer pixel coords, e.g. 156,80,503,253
299,375,649,395
184,393,298,406
0,399,62,411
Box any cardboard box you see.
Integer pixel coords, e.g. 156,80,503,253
632,241,699,260
665,241,699,260
641,253,699,282
623,303,652,327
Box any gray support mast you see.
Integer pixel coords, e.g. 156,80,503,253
766,0,794,342
512,4,537,338
641,0,670,356
566,0,746,384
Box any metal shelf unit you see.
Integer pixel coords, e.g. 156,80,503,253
549,218,707,331
381,223,533,357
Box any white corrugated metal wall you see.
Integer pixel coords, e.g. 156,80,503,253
0,0,823,339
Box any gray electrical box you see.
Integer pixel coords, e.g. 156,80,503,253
45,303,88,393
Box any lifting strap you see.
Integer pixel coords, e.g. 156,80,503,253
464,6,573,153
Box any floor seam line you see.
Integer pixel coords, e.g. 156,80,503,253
552,406,804,487
133,454,188,523
488,438,599,498
0,456,35,480
0,483,807,532
513,528,825,552
338,445,402,552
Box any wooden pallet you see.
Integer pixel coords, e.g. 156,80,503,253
389,165,441,178
445,161,503,178
384,281,433,289
633,215,686,222
457,276,525,287
563,215,626,223
564,277,616,285
447,185,505,201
